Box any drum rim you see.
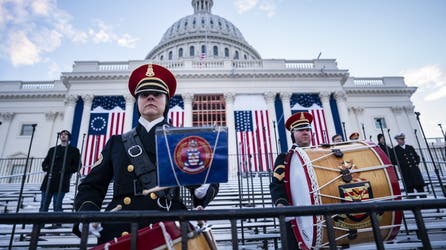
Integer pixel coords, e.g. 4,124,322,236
285,147,321,250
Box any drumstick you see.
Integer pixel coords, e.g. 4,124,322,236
142,186,169,196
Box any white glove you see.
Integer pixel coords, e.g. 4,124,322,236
194,184,210,199
79,223,103,238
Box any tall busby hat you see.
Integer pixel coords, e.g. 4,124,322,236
128,64,177,99
285,112,313,131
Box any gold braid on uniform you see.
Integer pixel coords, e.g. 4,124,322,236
273,164,285,181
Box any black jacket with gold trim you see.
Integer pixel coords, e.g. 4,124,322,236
269,153,289,207
394,144,424,188
72,121,219,244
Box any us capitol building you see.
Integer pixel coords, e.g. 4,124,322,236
0,0,419,179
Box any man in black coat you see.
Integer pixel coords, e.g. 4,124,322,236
270,111,313,250
40,130,80,213
393,133,426,198
72,64,219,245
377,133,395,164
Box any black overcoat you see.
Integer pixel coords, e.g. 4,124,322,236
393,144,425,188
40,144,80,193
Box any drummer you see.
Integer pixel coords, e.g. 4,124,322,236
269,111,313,249
72,64,219,245
349,132,360,140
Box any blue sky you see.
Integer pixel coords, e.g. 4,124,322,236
0,0,445,138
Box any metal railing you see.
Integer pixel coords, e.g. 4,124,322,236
1,199,446,250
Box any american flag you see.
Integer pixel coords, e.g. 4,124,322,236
290,94,329,145
82,96,125,175
234,95,274,173
168,95,184,127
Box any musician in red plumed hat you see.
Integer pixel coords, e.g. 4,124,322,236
73,64,219,246
270,111,314,249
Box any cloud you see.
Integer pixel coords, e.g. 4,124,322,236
259,1,276,17
8,31,41,66
0,0,138,66
234,0,277,17
234,0,259,13
43,58,62,79
117,34,138,48
88,20,138,47
30,0,53,16
402,65,446,101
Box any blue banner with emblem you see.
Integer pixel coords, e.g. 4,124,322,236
156,126,228,187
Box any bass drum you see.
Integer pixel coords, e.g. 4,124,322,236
91,221,215,250
284,141,402,249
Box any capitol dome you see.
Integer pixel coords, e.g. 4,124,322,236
145,0,261,61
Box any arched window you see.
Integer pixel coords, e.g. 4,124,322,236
201,45,206,56
234,51,239,59
178,48,183,58
244,54,247,60
224,48,229,57
160,55,164,61
168,51,173,60
190,46,195,57
213,46,218,56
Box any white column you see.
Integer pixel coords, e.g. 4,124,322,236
280,92,292,149
63,95,78,132
350,106,364,139
334,91,349,139
0,112,15,157
391,106,404,133
45,111,60,148
182,93,193,127
397,105,419,146
319,91,336,140
224,92,236,178
404,105,418,134
264,92,279,155
77,94,93,150
124,94,135,132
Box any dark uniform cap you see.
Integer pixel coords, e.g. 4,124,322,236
394,133,405,139
285,112,313,131
349,132,360,140
128,64,177,99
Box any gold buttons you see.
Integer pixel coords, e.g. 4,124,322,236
121,231,129,236
150,192,157,200
123,197,131,205
127,164,134,172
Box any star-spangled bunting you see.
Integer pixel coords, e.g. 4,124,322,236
82,96,126,175
290,93,329,145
